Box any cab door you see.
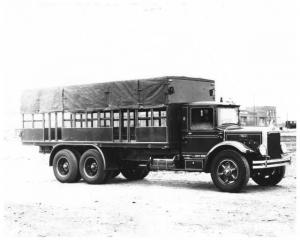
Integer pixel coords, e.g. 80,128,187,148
181,106,222,155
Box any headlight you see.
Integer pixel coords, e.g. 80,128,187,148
258,144,267,156
281,142,288,154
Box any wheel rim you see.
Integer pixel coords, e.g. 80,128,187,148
84,157,98,177
57,157,70,177
217,159,239,184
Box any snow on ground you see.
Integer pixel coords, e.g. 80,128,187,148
0,139,296,239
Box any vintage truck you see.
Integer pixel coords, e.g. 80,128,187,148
19,76,291,192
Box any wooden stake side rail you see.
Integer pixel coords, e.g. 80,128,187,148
21,107,169,145
21,127,168,143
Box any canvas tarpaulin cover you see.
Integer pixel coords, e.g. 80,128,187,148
21,79,170,113
20,77,215,113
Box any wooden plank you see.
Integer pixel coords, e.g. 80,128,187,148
97,112,100,127
135,109,138,127
110,110,113,128
42,113,45,141
150,109,154,127
127,109,130,142
22,129,44,141
62,111,65,128
136,127,167,142
72,113,75,128
119,110,122,141
62,128,113,141
32,114,34,128
22,114,24,129
55,112,58,141
85,112,88,127
48,113,51,141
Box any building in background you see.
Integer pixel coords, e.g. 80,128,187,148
239,106,277,127
285,120,296,129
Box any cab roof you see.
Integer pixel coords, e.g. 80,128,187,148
184,101,240,107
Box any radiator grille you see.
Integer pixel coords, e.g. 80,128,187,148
267,132,281,158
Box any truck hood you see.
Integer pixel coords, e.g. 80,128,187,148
219,125,280,134
223,126,280,151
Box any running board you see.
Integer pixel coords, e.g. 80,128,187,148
150,156,204,171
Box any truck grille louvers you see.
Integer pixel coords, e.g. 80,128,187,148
267,132,282,158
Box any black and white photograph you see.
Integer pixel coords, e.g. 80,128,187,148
0,0,298,239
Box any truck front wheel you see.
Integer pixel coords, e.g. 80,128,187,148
210,150,250,193
79,149,107,184
252,167,285,186
53,149,81,183
121,167,150,180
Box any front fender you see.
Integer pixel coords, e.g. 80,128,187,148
204,141,254,172
206,141,254,159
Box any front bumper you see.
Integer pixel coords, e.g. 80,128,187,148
252,154,291,169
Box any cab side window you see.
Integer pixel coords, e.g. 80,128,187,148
191,108,213,130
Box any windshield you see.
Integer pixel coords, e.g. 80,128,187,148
217,107,239,126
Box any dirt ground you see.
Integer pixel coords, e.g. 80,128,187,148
1,139,297,239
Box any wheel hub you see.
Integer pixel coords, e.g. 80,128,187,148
91,162,97,170
57,157,70,176
63,162,69,171
224,168,232,176
84,158,98,177
217,159,239,184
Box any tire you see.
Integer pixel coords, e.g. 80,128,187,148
72,149,82,182
79,149,107,184
53,149,80,183
252,166,285,186
121,167,150,181
210,150,250,193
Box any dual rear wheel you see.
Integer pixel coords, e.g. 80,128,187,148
53,148,149,184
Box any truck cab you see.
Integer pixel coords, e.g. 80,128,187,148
181,101,239,155
176,101,291,192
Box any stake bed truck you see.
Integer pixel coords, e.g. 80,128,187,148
19,76,291,192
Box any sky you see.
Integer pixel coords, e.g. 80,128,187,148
0,0,299,130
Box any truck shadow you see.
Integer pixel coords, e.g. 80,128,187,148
103,178,287,193
77,177,215,191
245,184,286,193
103,178,221,192
78,178,288,193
